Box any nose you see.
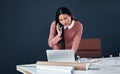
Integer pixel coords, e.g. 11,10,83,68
63,20,66,25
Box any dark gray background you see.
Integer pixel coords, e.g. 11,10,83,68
0,0,120,74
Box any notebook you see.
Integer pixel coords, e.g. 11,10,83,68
46,50,75,62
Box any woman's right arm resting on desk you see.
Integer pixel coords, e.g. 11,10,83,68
48,21,62,49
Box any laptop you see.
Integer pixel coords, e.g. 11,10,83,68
46,50,75,62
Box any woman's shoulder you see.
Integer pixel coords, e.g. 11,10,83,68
50,21,56,27
51,20,56,25
74,20,82,25
74,20,83,28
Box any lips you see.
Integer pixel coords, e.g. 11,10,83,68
64,23,68,26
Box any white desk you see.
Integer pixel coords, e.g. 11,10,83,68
16,57,120,74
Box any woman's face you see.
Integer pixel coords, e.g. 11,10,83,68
59,14,71,26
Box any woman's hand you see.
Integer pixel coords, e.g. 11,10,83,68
56,24,62,37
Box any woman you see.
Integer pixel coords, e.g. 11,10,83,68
48,7,83,53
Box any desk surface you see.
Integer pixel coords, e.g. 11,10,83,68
16,57,120,74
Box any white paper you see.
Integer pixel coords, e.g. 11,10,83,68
92,57,120,67
36,65,74,74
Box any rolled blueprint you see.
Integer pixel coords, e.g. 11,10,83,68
36,61,88,70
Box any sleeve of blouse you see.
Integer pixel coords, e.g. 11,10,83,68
71,23,83,53
48,21,62,49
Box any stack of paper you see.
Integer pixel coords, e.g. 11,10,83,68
36,65,74,74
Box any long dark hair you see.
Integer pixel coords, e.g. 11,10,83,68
55,7,75,49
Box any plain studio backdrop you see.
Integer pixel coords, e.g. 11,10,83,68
0,0,120,74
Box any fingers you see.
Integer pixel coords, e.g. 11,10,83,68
56,24,59,32
56,24,62,36
56,24,62,31
59,26,62,30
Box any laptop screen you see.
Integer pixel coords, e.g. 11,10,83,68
46,50,75,62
